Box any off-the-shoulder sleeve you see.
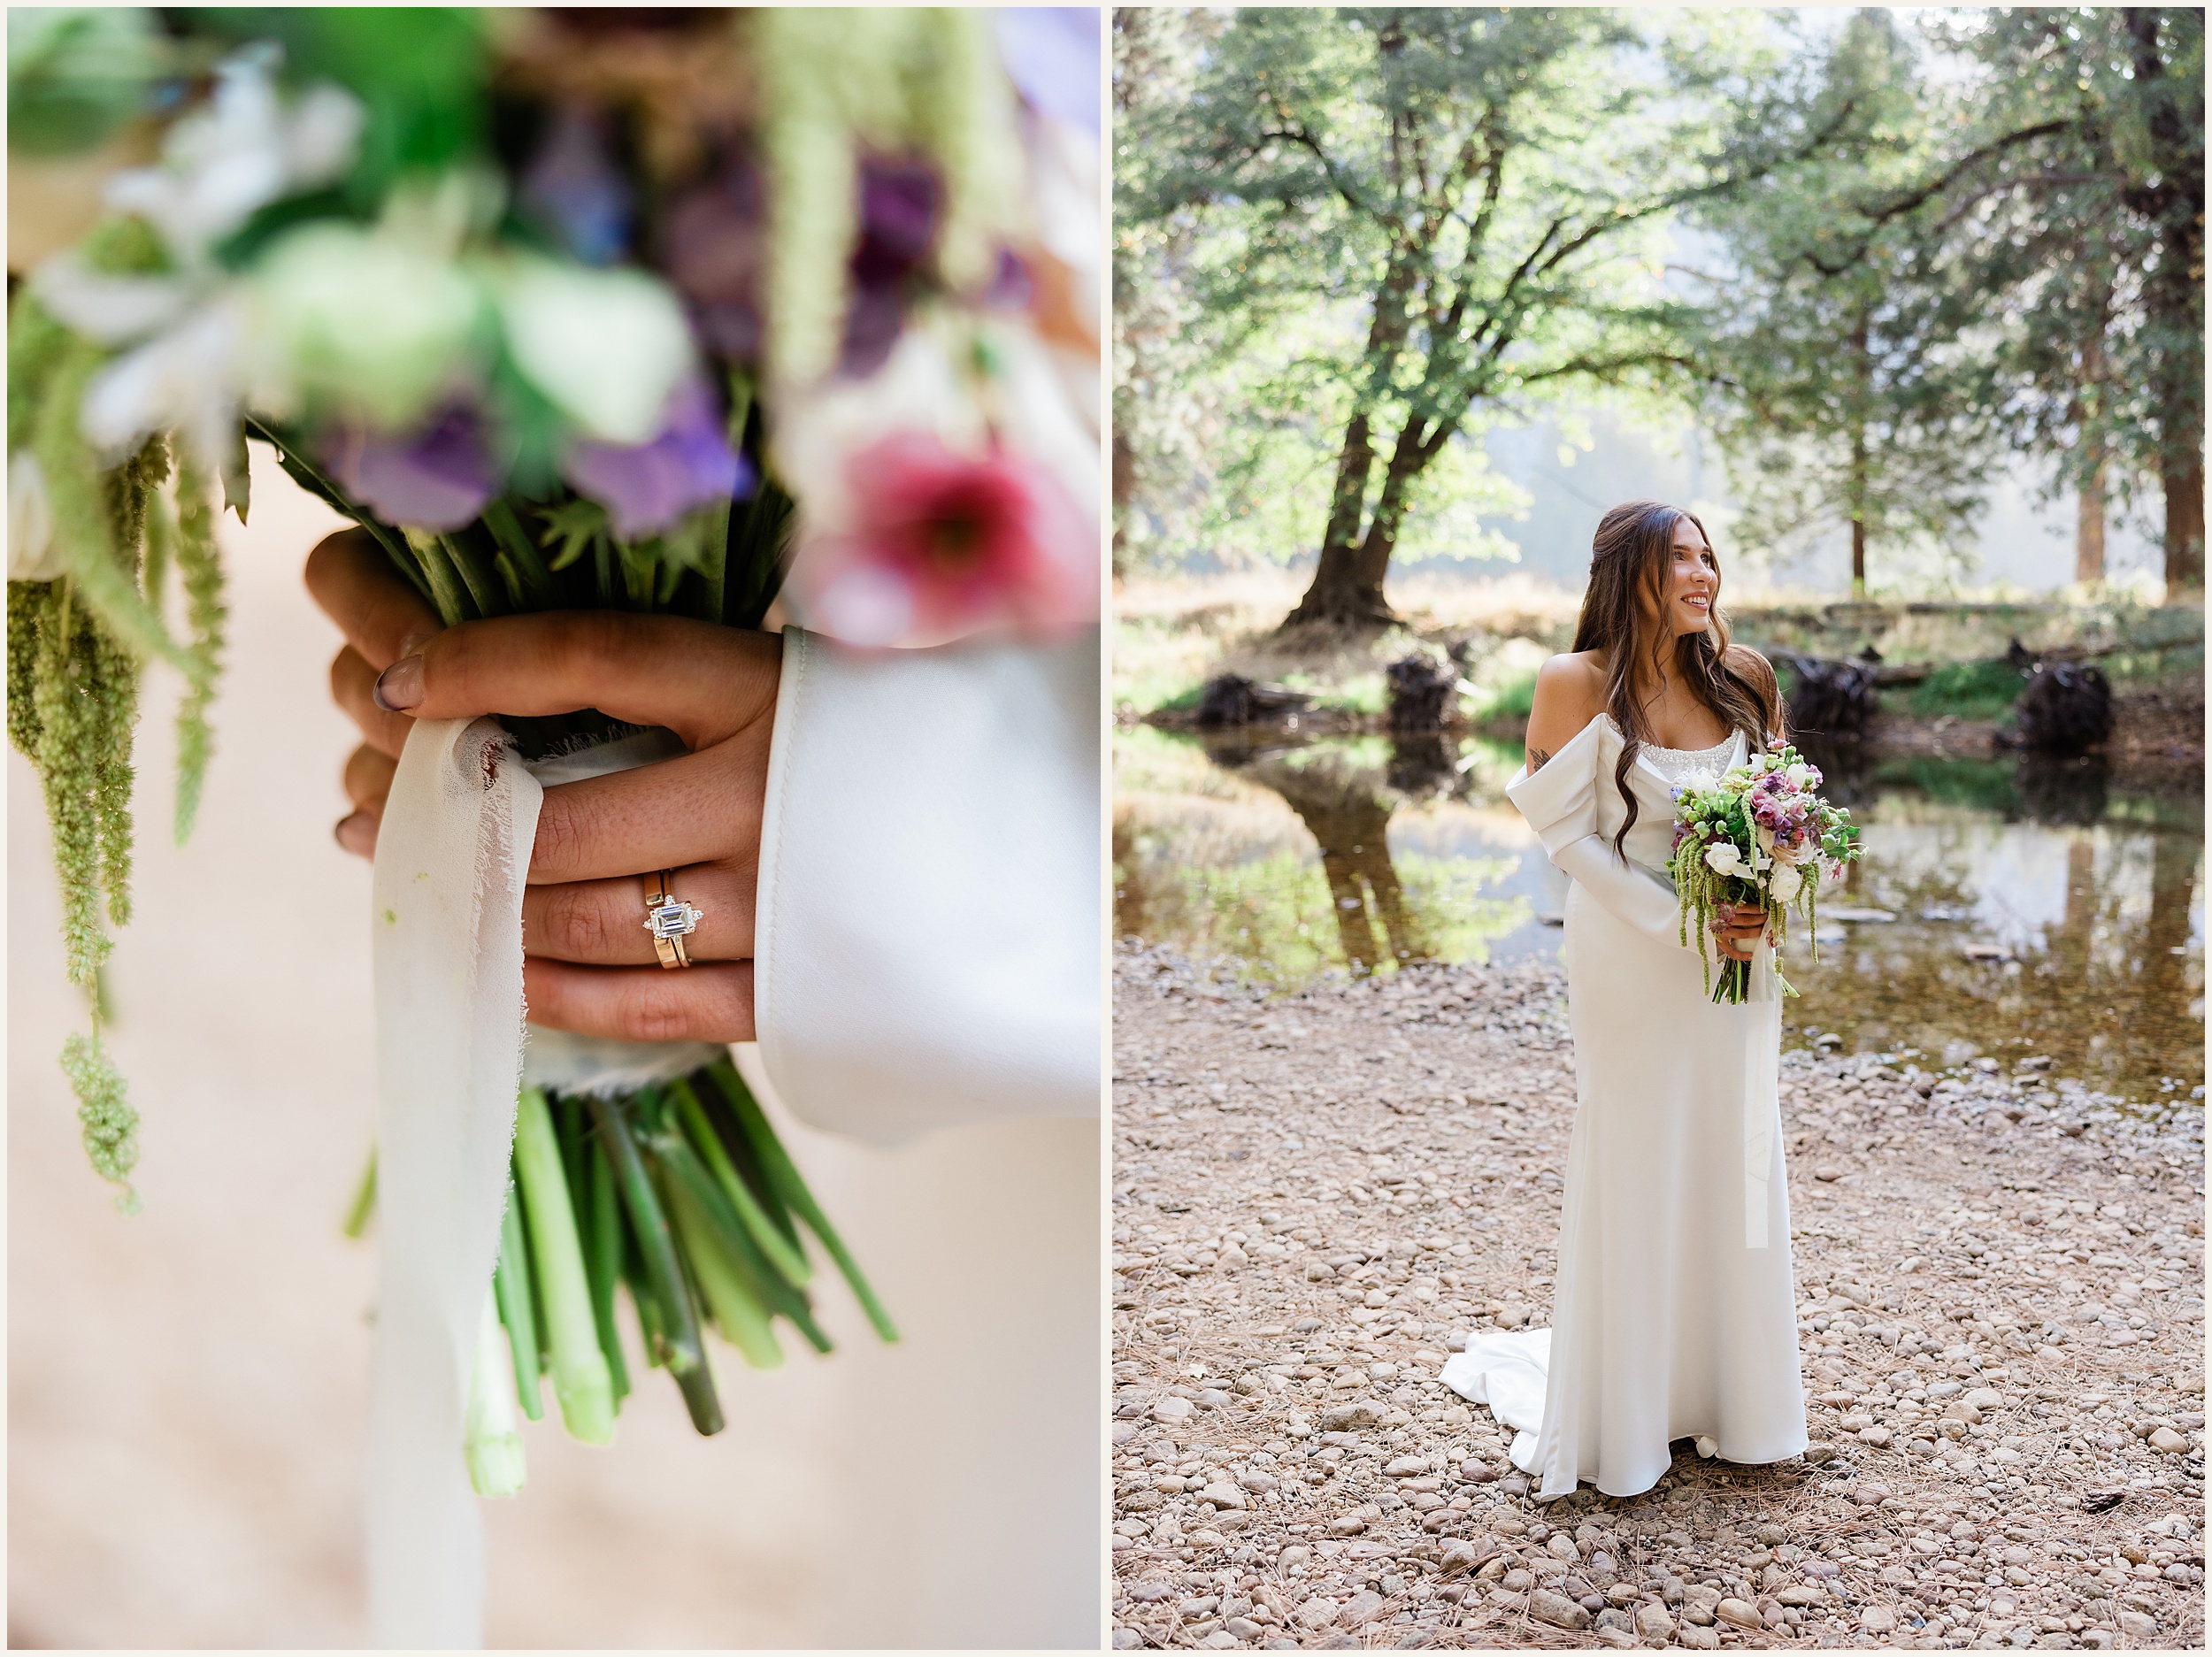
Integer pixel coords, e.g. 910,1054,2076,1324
1505,716,1700,951
1504,715,1603,855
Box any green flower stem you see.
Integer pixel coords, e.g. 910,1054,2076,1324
703,1058,897,1343
691,1075,799,1248
664,1173,785,1370
697,498,730,625
493,1188,543,1422
670,1078,811,1286
465,1290,526,1499
401,529,473,627
437,532,503,620
588,1093,723,1435
651,1121,830,1355
479,500,556,608
586,1137,631,1404
512,1087,615,1445
342,1147,377,1240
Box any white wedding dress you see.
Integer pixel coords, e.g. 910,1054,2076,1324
1441,713,1806,1500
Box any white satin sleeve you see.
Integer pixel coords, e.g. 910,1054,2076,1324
1504,718,1693,950
752,625,1102,1144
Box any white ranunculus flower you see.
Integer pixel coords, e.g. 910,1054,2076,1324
1786,763,1812,788
1769,863,1803,903
495,259,693,445
27,257,192,346
102,49,363,267
78,293,248,472
247,221,484,428
1704,842,1746,877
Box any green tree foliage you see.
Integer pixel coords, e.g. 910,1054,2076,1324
1685,12,2012,595
1935,7,2205,592
1115,7,1843,625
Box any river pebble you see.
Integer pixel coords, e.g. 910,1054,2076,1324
1110,944,2205,1650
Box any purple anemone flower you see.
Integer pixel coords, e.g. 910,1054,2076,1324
564,377,752,541
664,152,766,360
326,406,497,531
841,158,941,378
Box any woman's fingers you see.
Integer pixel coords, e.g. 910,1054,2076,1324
372,611,780,753
343,743,396,810
522,862,755,966
523,957,756,1044
527,744,767,886
334,744,396,860
335,810,378,860
332,646,417,759
305,528,442,671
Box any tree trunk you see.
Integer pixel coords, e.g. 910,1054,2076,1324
2163,449,2204,595
1286,256,1417,632
2075,322,2107,587
1347,425,1433,602
2118,10,2205,595
1313,408,1377,574
1285,412,1395,626
1284,411,1399,628
2076,455,2107,586
1848,315,1870,596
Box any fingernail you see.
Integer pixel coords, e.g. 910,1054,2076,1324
373,655,424,712
334,810,376,858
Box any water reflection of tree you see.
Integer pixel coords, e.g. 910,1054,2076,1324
1111,813,1147,942
1795,811,2202,1097
1222,740,1437,974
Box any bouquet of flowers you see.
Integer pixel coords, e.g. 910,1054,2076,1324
1666,747,1863,1004
8,5,1098,1499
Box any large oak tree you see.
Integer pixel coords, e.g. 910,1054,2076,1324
1116,7,1847,628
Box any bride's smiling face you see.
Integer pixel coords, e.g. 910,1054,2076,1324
1642,516,1718,638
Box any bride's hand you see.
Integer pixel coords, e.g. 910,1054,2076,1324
1709,901,1770,963
306,528,780,1043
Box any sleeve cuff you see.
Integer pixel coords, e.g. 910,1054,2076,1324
753,626,1102,1144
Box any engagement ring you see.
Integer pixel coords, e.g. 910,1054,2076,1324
643,871,703,969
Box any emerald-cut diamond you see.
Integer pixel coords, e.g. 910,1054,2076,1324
646,899,701,940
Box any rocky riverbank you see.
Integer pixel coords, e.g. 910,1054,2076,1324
1111,945,2205,1651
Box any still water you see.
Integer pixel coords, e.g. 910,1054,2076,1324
1114,726,2205,1105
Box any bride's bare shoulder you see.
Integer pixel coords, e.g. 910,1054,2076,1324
1525,652,1608,771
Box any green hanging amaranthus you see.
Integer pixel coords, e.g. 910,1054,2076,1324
8,237,229,1210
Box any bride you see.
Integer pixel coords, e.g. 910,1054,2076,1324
1441,499,1808,1500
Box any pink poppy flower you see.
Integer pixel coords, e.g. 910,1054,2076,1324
794,432,1094,648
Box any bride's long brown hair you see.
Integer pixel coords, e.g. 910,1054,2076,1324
1572,500,1783,852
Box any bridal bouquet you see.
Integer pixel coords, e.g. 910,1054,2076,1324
9,6,1097,1496
1666,748,1863,1004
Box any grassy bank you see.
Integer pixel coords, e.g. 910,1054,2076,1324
1114,575,2204,759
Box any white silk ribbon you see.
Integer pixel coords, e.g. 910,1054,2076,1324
366,715,543,1649
1742,941,1782,1248
366,717,714,1647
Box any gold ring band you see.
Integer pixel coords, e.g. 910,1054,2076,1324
643,870,703,969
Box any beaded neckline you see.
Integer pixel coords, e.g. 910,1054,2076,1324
1645,735,1735,759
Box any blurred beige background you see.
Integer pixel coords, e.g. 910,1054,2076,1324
8,450,1102,1649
